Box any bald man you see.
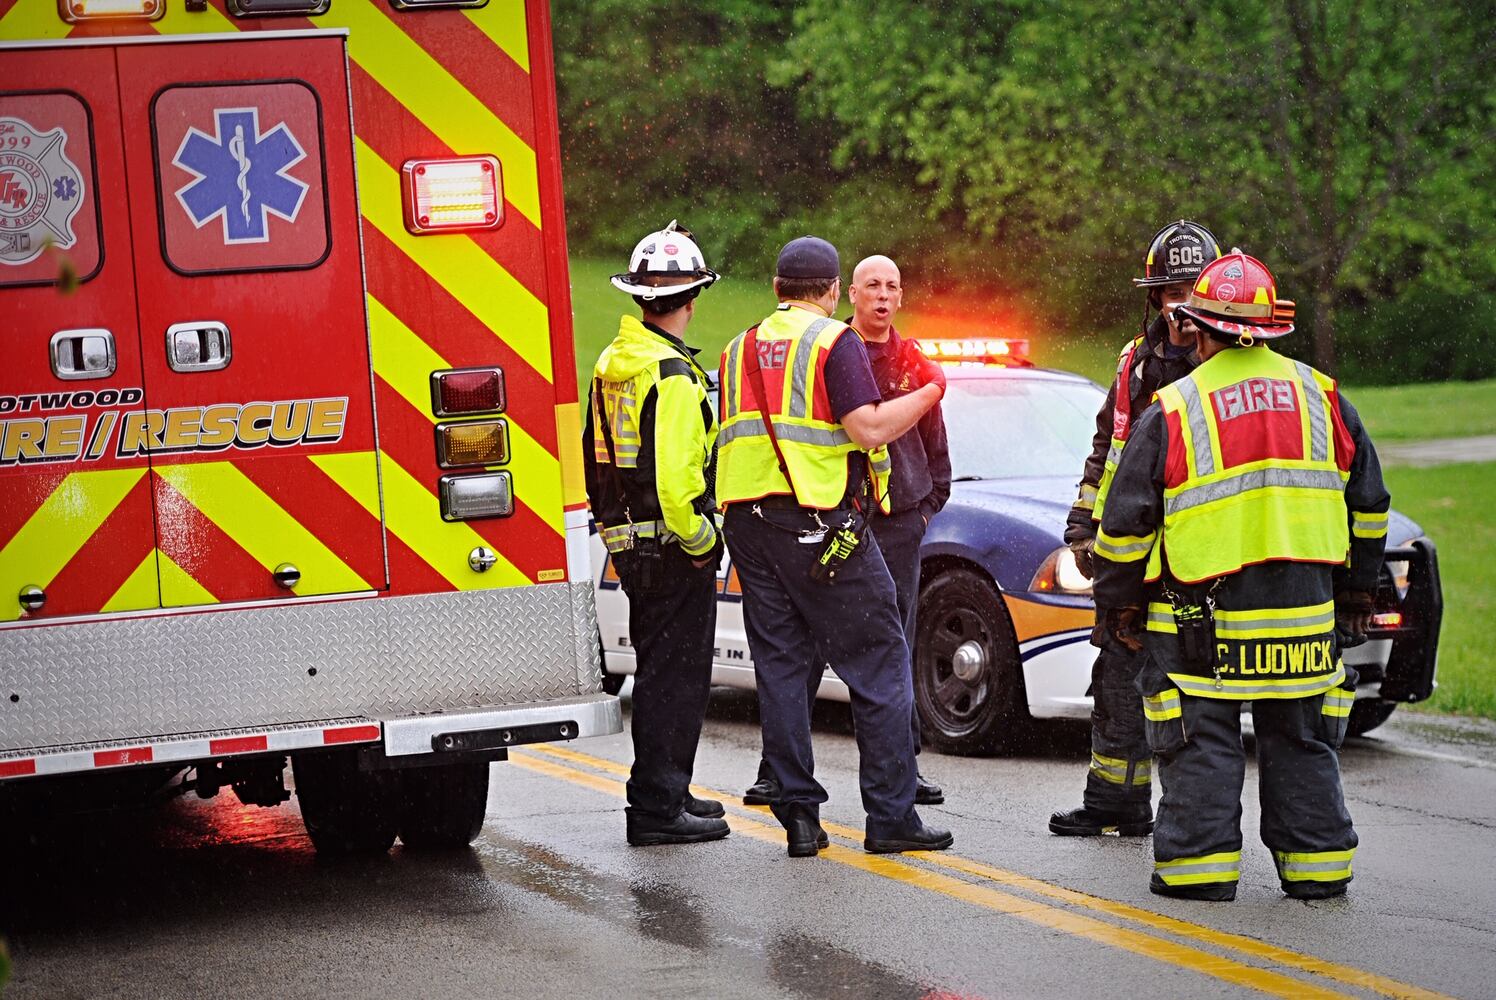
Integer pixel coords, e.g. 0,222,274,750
846,255,951,804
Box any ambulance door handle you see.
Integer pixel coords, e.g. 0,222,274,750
49,329,117,381
166,321,232,373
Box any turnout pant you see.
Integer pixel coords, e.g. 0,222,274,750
725,504,919,836
869,507,927,754
1146,682,1358,894
1082,643,1152,814
615,543,718,820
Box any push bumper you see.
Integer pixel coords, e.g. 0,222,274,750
380,693,622,756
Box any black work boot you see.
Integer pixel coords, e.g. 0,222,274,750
1149,876,1237,902
864,819,954,855
1048,803,1153,837
685,795,725,818
771,802,829,857
915,773,944,805
626,809,730,847
1283,880,1349,900
743,760,780,806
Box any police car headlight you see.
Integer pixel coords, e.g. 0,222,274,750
1031,546,1093,595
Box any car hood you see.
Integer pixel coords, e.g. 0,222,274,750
947,476,1072,537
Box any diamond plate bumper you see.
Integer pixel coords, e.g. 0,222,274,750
380,693,621,756
0,581,609,754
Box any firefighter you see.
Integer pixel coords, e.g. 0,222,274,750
584,221,730,847
1049,220,1221,838
718,235,954,857
1093,251,1389,901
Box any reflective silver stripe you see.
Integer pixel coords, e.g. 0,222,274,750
1145,608,1176,631
1215,607,1335,635
599,520,667,553
1095,534,1154,559
723,336,742,419
1174,378,1216,477
1293,361,1329,463
870,452,892,473
1104,441,1122,469
680,518,716,551
717,417,851,448
1173,667,1344,698
1155,859,1239,880
1166,466,1346,515
787,318,835,419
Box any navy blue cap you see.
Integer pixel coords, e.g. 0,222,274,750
775,236,840,279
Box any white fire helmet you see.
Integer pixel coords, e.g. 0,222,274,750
610,220,719,300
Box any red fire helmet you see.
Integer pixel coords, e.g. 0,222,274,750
1175,252,1295,341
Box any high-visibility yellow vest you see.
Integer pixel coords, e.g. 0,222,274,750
1093,335,1145,522
717,304,892,512
1145,346,1350,584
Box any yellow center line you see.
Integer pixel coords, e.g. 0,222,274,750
510,750,1353,1000
529,743,1452,1000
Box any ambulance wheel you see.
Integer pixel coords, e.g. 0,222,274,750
914,567,1030,756
398,760,491,849
292,749,399,855
598,629,626,695
1347,699,1398,738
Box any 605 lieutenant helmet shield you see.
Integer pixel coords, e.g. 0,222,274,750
610,219,719,300
1134,220,1222,288
1176,252,1296,341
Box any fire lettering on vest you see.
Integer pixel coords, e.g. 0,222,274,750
1215,638,1335,676
756,339,790,371
1211,377,1297,422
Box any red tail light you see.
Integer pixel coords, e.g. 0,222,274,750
430,367,505,416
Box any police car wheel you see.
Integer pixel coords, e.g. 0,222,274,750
598,629,626,696
398,760,491,849
913,568,1030,756
1347,699,1398,738
292,748,399,855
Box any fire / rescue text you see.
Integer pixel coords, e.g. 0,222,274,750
0,396,348,465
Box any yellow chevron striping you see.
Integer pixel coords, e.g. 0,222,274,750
156,462,370,600
0,0,72,40
465,0,530,73
555,401,586,509
155,550,216,607
320,1,541,227
366,295,562,531
154,2,236,34
0,468,146,621
100,550,162,613
313,450,529,590
357,143,552,382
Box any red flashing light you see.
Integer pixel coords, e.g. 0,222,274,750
912,337,1032,366
402,156,503,234
431,367,505,416
1371,611,1404,628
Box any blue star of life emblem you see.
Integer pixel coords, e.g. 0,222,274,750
172,106,308,244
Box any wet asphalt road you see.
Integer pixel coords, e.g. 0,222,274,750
4,692,1496,1000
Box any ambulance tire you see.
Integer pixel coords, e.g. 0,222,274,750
1347,699,1398,738
292,749,399,855
913,567,1032,756
397,760,491,849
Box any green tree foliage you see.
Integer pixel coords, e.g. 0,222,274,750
554,0,1495,378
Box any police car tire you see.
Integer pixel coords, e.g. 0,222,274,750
913,567,1031,756
292,749,399,855
397,760,491,849
1347,699,1398,738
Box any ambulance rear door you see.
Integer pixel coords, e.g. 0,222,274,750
116,32,386,607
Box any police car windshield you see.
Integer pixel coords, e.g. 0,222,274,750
944,376,1103,479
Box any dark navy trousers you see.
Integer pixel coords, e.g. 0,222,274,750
724,503,919,836
869,507,927,753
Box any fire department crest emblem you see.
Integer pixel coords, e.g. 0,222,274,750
172,106,308,245
0,116,85,266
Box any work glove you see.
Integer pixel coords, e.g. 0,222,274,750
1070,537,1096,580
1335,590,1375,648
1107,606,1144,653
912,350,947,397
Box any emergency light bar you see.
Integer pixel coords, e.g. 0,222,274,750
431,367,506,416
402,156,503,235
911,337,1031,366
60,0,163,20
436,420,509,469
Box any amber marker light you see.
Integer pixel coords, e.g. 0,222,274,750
435,420,509,469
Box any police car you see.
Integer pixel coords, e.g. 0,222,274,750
591,338,1441,754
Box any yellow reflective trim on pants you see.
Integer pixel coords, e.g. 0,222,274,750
100,549,162,613
314,450,529,590
1090,752,1151,785
1155,851,1241,886
1170,663,1346,701
156,462,371,600
1095,529,1155,563
1275,849,1354,882
1214,601,1335,640
322,3,542,227
1322,688,1355,718
1145,602,1178,634
0,467,146,620
366,294,562,532
358,148,552,381
1143,688,1182,721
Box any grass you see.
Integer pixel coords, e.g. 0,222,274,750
1383,461,1496,720
1342,380,1496,442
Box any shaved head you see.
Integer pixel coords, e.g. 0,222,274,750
849,255,903,342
